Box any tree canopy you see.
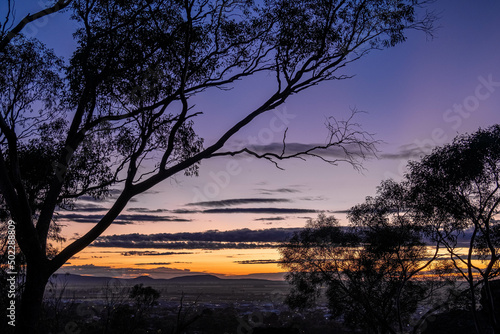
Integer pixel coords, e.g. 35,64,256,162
280,182,451,334
408,125,500,333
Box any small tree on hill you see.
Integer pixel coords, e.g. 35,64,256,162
130,283,160,313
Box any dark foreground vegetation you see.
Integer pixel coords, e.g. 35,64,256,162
0,275,345,334
1,275,499,334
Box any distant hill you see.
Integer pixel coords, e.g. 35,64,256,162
168,274,221,283
50,273,276,286
130,275,157,283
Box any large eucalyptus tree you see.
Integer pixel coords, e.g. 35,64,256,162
0,0,434,331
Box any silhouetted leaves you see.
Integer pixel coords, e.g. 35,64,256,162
280,182,451,333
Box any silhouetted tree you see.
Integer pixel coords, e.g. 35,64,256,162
130,283,160,313
0,211,63,334
481,280,500,326
408,125,500,334
0,0,435,332
280,181,453,334
170,293,205,334
348,180,457,333
101,279,129,334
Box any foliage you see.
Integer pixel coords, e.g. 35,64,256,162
280,182,454,334
407,125,500,333
129,283,160,311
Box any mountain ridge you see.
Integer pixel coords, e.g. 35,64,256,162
50,273,278,285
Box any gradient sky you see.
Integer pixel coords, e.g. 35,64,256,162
7,0,500,280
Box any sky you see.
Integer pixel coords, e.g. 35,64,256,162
6,0,500,280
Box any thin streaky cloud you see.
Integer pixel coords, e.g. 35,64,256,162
91,241,281,250
171,209,199,214
202,208,317,214
57,203,108,212
127,208,170,213
121,251,194,256
185,198,291,207
299,196,327,201
380,143,435,160
57,214,133,225
328,209,351,214
172,208,317,215
58,213,192,224
256,187,301,194
96,228,301,243
234,259,283,264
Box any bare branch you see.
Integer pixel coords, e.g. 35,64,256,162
0,0,73,52
209,110,378,171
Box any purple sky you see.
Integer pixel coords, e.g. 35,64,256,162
6,0,500,278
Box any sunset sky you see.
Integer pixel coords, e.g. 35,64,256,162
10,0,500,280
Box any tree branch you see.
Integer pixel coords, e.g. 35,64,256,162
0,0,73,52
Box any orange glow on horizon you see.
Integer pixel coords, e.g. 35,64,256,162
60,247,285,278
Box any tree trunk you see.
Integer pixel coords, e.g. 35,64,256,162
16,263,50,334
482,279,499,334
469,286,482,334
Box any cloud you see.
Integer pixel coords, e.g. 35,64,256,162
256,187,301,195
299,196,327,201
58,214,133,225
57,203,108,212
92,228,302,249
202,208,317,214
58,213,192,224
255,217,287,226
152,228,300,241
127,208,170,213
329,209,351,214
186,198,291,207
171,209,199,214
234,259,283,264
171,207,317,215
121,251,193,256
94,241,281,250
117,214,191,222
135,262,172,266
380,143,434,160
